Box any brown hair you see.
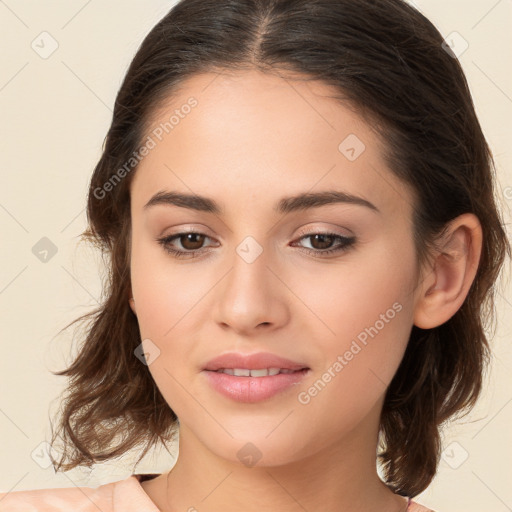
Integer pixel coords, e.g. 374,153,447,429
49,0,511,498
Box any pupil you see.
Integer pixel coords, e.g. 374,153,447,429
183,233,204,250
312,234,333,250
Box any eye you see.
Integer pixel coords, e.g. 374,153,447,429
156,231,217,259
292,231,356,257
156,230,356,259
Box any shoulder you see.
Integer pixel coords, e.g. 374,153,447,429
0,474,160,512
408,499,438,512
0,479,117,512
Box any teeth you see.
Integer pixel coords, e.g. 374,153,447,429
216,367,294,377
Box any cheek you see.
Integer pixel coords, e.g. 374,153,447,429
129,234,202,337
292,242,416,404
293,294,414,448
296,241,415,344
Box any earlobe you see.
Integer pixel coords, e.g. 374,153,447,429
413,213,482,329
129,297,137,315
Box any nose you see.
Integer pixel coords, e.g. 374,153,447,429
212,241,290,336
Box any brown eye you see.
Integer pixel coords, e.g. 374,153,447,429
178,233,207,250
308,233,336,250
156,231,216,259
293,231,356,257
157,230,355,260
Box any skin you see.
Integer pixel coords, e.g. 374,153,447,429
127,69,482,512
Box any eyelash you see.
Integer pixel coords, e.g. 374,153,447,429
156,230,356,259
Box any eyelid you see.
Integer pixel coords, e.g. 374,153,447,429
160,224,213,235
166,229,218,246
294,224,353,238
160,224,352,244
165,230,353,247
156,225,357,261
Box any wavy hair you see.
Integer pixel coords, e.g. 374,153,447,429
49,0,511,498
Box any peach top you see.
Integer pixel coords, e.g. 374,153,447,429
0,474,436,511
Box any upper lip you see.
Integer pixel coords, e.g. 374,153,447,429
203,352,309,371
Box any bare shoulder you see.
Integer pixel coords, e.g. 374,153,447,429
0,480,116,512
409,500,437,512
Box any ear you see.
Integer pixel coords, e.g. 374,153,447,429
128,285,137,315
413,213,483,329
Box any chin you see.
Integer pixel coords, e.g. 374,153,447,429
191,424,316,468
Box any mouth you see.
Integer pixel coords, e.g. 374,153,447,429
202,367,310,403
201,352,310,403
211,367,306,377
203,351,309,373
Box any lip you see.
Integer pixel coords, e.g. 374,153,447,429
203,369,310,403
202,352,310,403
203,352,308,372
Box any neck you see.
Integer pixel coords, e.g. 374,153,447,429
156,411,408,512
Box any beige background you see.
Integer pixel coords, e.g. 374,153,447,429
0,1,511,510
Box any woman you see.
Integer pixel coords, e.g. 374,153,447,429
1,0,509,510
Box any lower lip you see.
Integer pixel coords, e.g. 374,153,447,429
202,369,310,403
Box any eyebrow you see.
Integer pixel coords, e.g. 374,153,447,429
143,189,380,215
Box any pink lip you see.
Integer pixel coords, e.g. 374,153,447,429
202,352,310,403
203,370,310,403
203,352,308,371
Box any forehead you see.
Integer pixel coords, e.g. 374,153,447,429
131,69,414,220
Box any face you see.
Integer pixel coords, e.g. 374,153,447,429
128,69,424,467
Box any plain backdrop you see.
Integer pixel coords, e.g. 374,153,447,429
0,1,511,511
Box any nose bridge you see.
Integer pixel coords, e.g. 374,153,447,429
213,233,288,332
225,234,273,306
